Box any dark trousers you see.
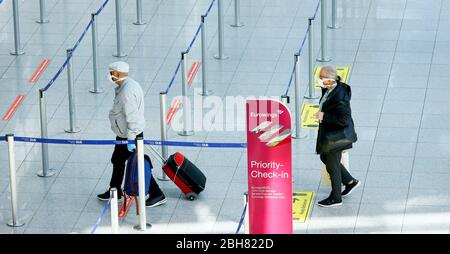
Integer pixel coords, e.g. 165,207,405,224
110,134,163,198
320,150,355,202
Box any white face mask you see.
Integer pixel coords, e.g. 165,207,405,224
108,74,127,85
317,78,336,89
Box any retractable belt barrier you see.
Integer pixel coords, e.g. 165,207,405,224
91,197,112,234
283,0,321,97
42,0,110,92
1,136,247,149
164,0,216,94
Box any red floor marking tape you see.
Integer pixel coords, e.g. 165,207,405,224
2,95,26,121
167,99,182,126
187,61,201,86
29,59,51,83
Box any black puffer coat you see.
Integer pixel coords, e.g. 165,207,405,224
316,81,357,154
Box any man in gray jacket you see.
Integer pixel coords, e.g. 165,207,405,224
98,61,166,208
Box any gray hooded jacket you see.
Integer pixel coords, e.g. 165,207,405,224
109,78,146,140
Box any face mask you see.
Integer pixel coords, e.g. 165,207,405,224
108,74,127,85
318,78,335,89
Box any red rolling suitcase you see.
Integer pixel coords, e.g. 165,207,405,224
147,147,206,201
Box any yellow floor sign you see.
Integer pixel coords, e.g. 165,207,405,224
293,192,315,223
301,104,320,129
314,66,351,88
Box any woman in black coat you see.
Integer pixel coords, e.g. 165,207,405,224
314,66,360,208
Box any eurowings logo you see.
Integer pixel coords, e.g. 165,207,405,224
251,121,291,148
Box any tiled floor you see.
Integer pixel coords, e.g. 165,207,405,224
1,0,450,234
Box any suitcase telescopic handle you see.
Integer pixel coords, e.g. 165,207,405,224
145,145,167,165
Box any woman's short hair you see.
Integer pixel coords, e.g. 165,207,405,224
321,66,338,80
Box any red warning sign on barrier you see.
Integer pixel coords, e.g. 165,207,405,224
188,61,201,86
166,99,182,126
29,59,50,83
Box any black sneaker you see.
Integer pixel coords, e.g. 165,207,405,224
317,197,342,208
97,188,123,201
146,194,167,208
342,179,361,197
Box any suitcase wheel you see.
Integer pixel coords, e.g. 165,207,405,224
186,192,198,201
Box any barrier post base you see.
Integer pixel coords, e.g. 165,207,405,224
293,133,308,140
133,21,147,25
65,127,81,134
89,88,104,94
37,168,57,178
214,54,229,60
230,23,244,28
328,25,341,29
7,220,25,228
133,223,152,231
316,57,332,62
36,19,49,24
113,53,128,58
158,174,170,181
10,50,25,56
178,131,194,137
304,95,320,100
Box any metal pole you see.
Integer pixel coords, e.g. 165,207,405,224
293,54,307,140
134,138,151,231
37,89,57,177
110,188,119,234
65,49,81,134
133,0,146,25
10,0,24,56
305,18,319,100
317,0,331,62
179,52,194,136
36,0,49,24
328,0,340,29
244,192,249,234
230,0,244,27
90,14,103,94
158,92,169,181
113,0,127,57
200,15,213,96
214,0,228,60
6,134,25,228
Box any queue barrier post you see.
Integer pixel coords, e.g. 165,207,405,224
178,52,194,137
214,0,228,60
200,15,213,96
134,138,151,231
90,13,103,94
36,0,49,24
65,49,81,134
317,0,331,62
5,134,25,228
113,0,127,57
158,92,169,181
230,0,244,28
37,90,57,178
110,188,119,234
133,0,146,25
11,0,24,55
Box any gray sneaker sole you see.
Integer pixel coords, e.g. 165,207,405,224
146,199,167,208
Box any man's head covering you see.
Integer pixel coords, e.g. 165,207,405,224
109,61,130,73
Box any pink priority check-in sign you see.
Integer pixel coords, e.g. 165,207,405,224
246,99,293,234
